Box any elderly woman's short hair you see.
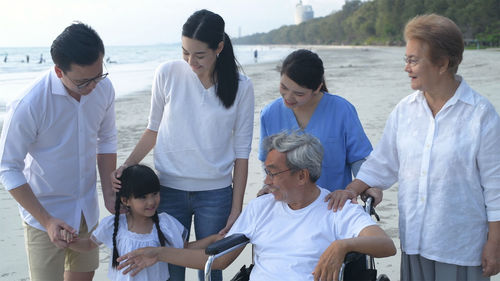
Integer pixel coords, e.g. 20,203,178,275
404,14,464,74
263,131,323,183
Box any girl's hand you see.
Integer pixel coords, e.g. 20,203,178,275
60,229,77,243
111,164,128,192
117,247,160,276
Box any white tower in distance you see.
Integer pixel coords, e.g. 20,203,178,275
295,0,314,25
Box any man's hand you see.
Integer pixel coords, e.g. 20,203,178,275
313,240,347,281
482,237,500,277
45,217,76,249
117,247,160,276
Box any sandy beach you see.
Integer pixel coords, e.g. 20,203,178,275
1,46,499,280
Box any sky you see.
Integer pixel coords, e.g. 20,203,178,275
0,0,345,47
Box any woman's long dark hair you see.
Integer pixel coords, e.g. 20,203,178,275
182,9,240,108
111,164,168,268
281,49,328,92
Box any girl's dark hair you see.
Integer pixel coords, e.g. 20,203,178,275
280,49,328,92
111,164,168,268
50,22,105,73
182,9,240,108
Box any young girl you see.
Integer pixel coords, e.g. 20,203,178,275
63,164,187,281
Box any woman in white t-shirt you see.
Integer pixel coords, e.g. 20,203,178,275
111,9,254,281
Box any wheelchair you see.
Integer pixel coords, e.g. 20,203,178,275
203,197,390,281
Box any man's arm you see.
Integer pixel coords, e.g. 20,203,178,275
313,225,396,281
9,183,75,248
97,153,116,213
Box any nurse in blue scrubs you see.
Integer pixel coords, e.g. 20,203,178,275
259,49,372,192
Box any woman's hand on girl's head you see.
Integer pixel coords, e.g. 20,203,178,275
117,247,160,276
110,165,128,192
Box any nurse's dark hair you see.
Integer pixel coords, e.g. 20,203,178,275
111,164,168,268
50,22,105,73
182,9,241,108
280,49,328,92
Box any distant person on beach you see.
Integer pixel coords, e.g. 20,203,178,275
26,55,29,63
111,9,254,281
254,49,258,62
0,22,117,281
39,53,44,63
115,132,396,281
259,49,372,193
3,54,7,63
328,14,500,281
61,165,187,281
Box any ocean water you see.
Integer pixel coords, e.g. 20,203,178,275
0,44,295,121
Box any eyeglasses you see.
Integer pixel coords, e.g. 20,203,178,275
264,168,292,179
404,56,419,67
67,66,109,89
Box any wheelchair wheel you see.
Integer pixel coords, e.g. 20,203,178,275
376,274,390,281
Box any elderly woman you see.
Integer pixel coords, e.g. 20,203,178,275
328,14,500,280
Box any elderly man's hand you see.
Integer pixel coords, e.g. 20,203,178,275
117,247,160,276
313,240,347,281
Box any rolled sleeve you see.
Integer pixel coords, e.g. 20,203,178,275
147,64,167,132
233,78,255,159
0,100,34,190
357,108,399,190
97,89,117,154
478,106,500,221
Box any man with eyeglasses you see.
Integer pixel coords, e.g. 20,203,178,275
0,22,116,281
116,132,395,281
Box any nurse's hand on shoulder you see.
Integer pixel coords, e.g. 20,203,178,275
256,184,272,197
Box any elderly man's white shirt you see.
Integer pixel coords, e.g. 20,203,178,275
357,76,500,266
0,68,117,232
227,187,375,281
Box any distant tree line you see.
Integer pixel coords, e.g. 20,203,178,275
234,0,500,47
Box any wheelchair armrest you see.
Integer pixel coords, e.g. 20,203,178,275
205,234,250,256
344,252,365,264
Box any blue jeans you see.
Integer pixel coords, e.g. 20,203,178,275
160,185,232,281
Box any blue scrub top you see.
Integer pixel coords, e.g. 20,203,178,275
259,92,372,191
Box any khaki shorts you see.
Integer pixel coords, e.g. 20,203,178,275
23,215,98,281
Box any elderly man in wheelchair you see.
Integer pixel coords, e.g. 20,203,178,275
117,132,396,281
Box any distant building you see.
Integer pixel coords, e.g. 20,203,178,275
295,0,314,24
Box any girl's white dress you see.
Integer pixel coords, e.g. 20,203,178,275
92,212,186,281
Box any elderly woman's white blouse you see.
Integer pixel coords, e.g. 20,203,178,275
92,212,186,281
357,76,500,266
